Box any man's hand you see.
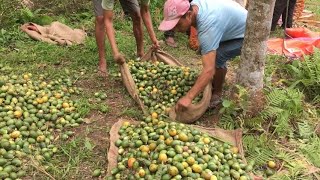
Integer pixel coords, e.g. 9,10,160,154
152,39,160,49
114,54,125,65
175,96,192,112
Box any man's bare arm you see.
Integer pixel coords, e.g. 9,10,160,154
176,51,216,111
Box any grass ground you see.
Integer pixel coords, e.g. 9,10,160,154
0,0,319,179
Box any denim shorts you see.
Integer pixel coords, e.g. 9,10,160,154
216,38,243,68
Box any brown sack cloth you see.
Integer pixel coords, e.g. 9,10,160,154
20,21,86,45
189,26,199,51
294,0,305,20
120,48,212,123
107,119,246,176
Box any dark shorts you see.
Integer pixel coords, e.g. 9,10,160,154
92,0,104,16
119,0,140,14
101,0,148,12
216,38,244,68
94,0,142,16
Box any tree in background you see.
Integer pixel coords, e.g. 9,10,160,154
236,0,276,113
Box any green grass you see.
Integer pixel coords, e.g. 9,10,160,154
305,0,320,17
32,135,106,179
120,107,143,119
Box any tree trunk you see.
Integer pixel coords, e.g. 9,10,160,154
237,0,275,91
233,0,248,8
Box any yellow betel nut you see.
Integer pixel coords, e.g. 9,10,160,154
169,166,179,176
14,110,23,118
122,121,130,126
268,160,276,169
62,102,70,108
151,112,158,119
138,168,145,177
178,132,188,142
10,131,21,139
192,164,202,173
140,145,150,153
158,153,168,163
202,137,210,144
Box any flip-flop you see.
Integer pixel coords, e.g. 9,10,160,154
209,95,222,109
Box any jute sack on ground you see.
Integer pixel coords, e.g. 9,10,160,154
20,21,86,45
107,119,245,176
119,48,212,123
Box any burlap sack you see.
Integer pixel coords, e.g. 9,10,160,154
189,26,199,51
20,21,86,45
294,0,305,20
107,119,246,176
120,48,212,123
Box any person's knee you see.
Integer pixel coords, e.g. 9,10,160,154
215,62,227,69
130,11,142,24
95,16,104,25
140,4,149,12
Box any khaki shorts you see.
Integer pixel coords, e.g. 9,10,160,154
92,0,104,16
102,0,150,12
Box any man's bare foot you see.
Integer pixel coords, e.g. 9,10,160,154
209,94,222,109
137,51,144,59
98,59,107,77
165,37,178,48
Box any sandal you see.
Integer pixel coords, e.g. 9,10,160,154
209,94,222,109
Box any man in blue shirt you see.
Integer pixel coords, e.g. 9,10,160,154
159,0,247,111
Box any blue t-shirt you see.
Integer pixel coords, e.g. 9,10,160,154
191,0,247,55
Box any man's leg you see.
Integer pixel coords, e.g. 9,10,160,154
119,0,144,58
212,68,227,98
271,0,287,31
282,0,297,28
210,38,244,107
92,0,107,74
164,30,177,48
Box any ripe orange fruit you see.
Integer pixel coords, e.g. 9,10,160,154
128,157,136,168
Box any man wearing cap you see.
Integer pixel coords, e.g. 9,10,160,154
159,0,247,111
102,0,160,62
